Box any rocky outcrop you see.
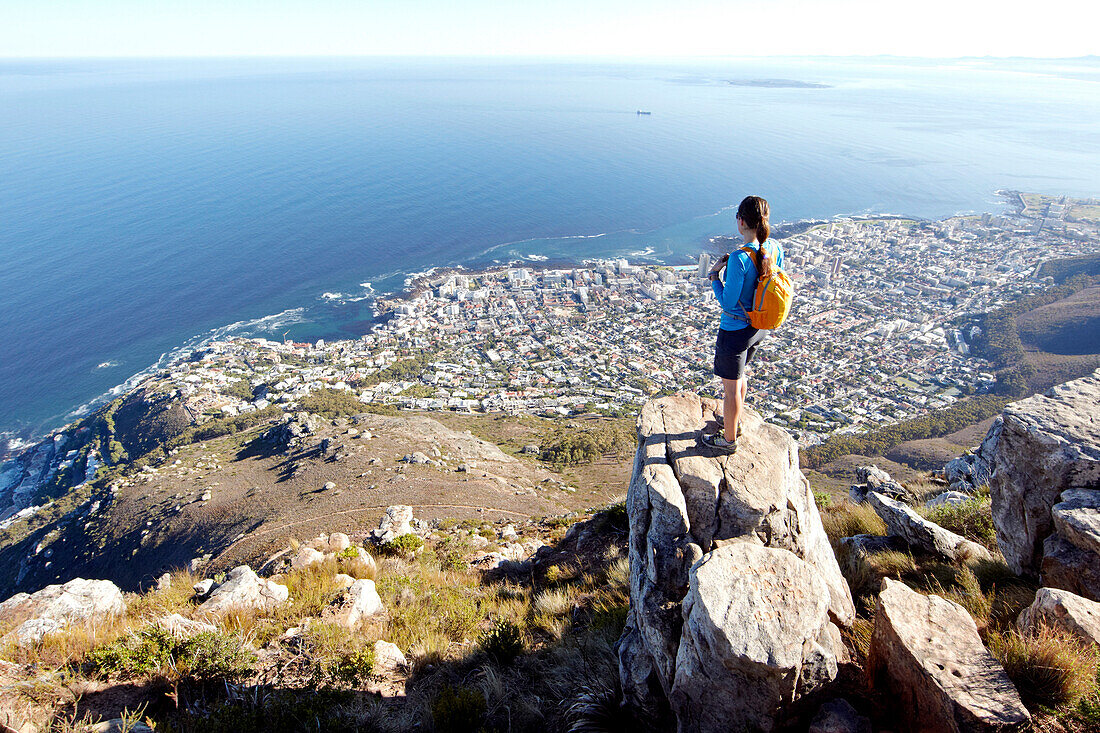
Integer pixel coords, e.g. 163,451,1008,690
323,578,383,628
943,418,1002,494
616,393,854,731
1018,587,1100,647
262,411,320,452
372,505,414,543
0,578,125,646
670,543,843,733
990,370,1100,578
867,491,991,562
849,465,914,503
868,579,1029,732
197,565,289,614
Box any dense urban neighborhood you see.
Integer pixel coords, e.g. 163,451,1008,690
129,193,1099,448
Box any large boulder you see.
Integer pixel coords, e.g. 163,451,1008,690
849,465,914,503
1018,587,1100,647
868,578,1029,732
670,543,841,733
198,565,289,614
0,578,125,646
323,578,384,629
867,491,991,562
372,505,414,543
616,393,854,730
990,371,1100,578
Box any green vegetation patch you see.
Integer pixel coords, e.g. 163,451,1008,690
295,388,367,419
539,423,634,466
86,626,254,682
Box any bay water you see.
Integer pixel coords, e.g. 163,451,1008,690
2,56,1099,448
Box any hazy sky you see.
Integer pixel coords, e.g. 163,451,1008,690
2,0,1096,58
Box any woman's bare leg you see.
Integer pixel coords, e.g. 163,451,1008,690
723,377,743,443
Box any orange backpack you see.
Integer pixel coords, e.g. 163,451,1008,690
738,244,794,330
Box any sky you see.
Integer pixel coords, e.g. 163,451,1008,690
1,0,1096,58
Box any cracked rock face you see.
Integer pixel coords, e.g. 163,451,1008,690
670,543,840,733
990,370,1100,579
616,393,854,731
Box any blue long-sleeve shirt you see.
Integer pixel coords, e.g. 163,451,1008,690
712,241,785,331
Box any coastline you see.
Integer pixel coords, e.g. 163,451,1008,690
0,192,1024,460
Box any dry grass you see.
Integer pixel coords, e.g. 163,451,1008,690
989,625,1100,711
2,512,636,733
821,501,886,544
0,613,131,670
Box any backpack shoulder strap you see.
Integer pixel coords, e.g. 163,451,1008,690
741,245,767,277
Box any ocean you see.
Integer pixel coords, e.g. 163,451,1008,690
2,55,1099,449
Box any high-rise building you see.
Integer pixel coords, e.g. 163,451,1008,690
697,252,711,278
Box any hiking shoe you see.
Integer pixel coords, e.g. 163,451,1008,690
713,416,743,438
701,432,738,454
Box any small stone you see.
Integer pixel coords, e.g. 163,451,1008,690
324,579,384,628
332,573,356,590
328,532,351,553
156,572,172,591
193,578,214,597
372,639,408,674
926,491,973,509
323,481,337,491
291,547,325,570
808,699,871,733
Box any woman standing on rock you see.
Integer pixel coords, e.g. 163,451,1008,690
702,195,784,454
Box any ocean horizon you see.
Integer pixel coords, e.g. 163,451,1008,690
2,55,1099,452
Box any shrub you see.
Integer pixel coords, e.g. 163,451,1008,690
595,501,628,533
376,534,424,556
296,388,370,419
85,626,174,678
479,619,524,664
300,622,375,687
320,647,375,687
86,627,254,682
432,685,487,733
813,491,832,509
175,630,256,682
163,688,361,733
539,425,633,466
925,497,996,548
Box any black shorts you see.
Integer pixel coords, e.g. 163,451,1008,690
714,327,766,380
